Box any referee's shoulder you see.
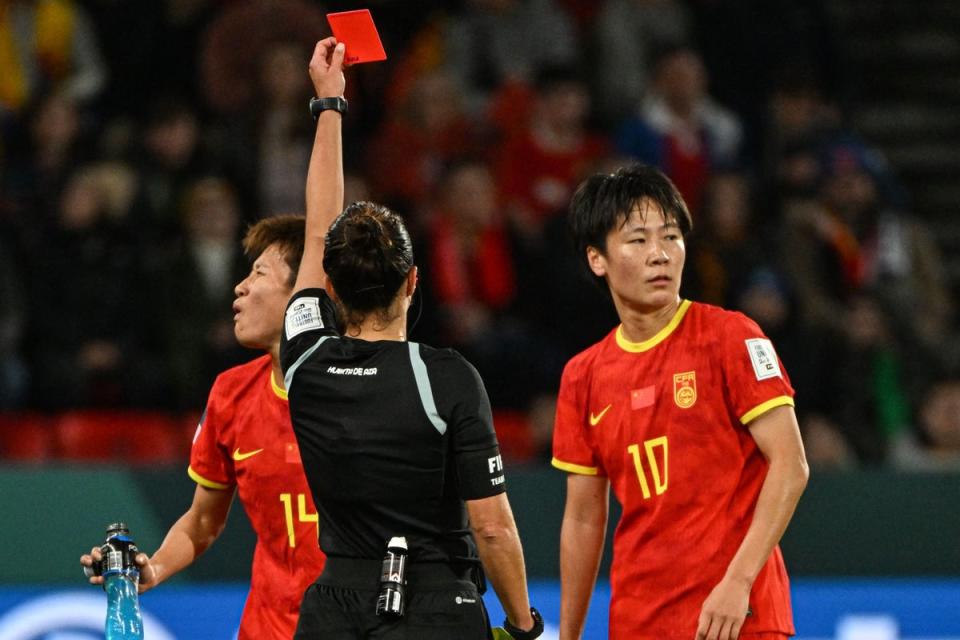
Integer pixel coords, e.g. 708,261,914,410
411,342,479,379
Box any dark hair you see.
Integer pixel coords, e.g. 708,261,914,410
242,214,305,288
323,201,414,327
568,164,693,288
533,63,585,94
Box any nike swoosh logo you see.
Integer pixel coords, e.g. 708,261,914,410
589,404,612,426
232,448,264,461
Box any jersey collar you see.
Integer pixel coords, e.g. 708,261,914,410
270,370,288,400
615,299,692,353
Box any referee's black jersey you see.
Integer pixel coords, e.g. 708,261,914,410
279,288,507,565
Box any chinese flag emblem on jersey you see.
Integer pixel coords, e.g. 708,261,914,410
285,442,302,464
673,372,697,409
631,385,656,410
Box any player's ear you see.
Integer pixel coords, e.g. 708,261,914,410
405,266,418,297
324,274,341,303
586,246,607,278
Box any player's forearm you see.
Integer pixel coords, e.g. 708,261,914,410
149,505,229,586
558,515,606,640
305,112,344,245
473,520,534,629
723,455,808,587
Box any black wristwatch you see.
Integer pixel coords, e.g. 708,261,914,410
503,607,544,640
309,96,348,120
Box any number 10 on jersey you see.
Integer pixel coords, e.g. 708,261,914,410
627,436,668,499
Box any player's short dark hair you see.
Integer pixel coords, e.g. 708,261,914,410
242,214,305,288
568,164,693,288
323,201,414,328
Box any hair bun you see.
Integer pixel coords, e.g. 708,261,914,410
344,215,388,257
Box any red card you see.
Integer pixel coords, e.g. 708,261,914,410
326,9,387,65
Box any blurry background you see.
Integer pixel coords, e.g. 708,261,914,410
0,0,958,638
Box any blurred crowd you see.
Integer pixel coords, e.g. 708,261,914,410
1,0,958,471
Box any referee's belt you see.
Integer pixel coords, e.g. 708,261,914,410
318,557,482,592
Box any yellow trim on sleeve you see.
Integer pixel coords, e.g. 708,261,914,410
552,457,600,476
270,370,288,400
188,466,233,490
739,396,796,425
616,300,692,353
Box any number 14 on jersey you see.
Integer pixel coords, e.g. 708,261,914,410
280,493,319,547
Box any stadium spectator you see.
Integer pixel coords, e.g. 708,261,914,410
683,171,769,307
158,177,250,410
441,0,577,115
417,158,550,408
199,0,327,116
83,215,327,640
2,91,88,246
554,165,807,638
821,293,912,464
0,0,106,122
615,46,743,215
129,98,204,240
781,139,953,356
592,0,691,124
26,166,164,408
367,71,478,219
891,378,960,472
497,65,609,239
216,40,315,219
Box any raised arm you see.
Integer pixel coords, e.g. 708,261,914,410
294,37,347,293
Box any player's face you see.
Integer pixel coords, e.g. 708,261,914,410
233,244,294,350
588,199,685,313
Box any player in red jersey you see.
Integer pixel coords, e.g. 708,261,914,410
81,215,325,640
553,165,809,640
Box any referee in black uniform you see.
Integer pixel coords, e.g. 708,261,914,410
282,38,543,640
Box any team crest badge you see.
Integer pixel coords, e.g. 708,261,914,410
673,371,697,409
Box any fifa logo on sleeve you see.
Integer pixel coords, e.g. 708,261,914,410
488,454,505,486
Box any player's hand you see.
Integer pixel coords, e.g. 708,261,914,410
308,37,346,98
695,575,751,640
80,547,159,594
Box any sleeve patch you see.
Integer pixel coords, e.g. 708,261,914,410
745,338,782,381
285,296,324,339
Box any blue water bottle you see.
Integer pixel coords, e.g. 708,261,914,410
99,522,144,640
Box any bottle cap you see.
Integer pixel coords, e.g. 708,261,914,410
387,536,407,551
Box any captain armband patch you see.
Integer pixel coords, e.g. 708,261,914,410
745,338,782,381
285,297,323,339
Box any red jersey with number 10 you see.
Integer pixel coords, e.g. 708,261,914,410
189,354,325,640
553,300,795,638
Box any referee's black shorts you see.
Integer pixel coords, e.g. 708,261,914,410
294,558,491,640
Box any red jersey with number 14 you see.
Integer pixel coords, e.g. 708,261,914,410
553,301,795,638
189,355,325,640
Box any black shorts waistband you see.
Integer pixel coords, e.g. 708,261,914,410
318,557,477,591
